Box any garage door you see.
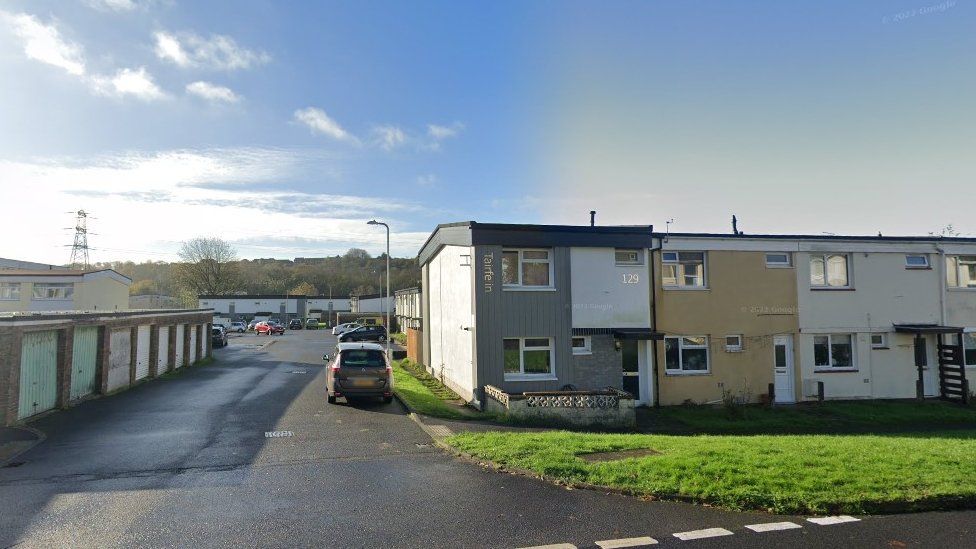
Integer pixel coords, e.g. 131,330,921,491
156,326,169,374
189,325,197,365
108,328,131,391
135,325,151,380
19,330,58,420
70,326,98,400
174,324,185,368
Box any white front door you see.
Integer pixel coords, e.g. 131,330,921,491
920,335,939,397
773,335,795,403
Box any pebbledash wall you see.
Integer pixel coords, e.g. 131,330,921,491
0,309,213,426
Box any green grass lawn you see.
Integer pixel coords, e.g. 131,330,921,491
652,400,976,434
392,360,479,420
446,430,976,514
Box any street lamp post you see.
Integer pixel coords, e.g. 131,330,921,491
367,219,390,357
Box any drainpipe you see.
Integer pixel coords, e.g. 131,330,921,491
936,244,947,326
650,237,660,408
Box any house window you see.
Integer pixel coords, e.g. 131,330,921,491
571,336,592,355
662,252,705,287
502,249,553,288
503,337,554,378
871,333,887,349
905,254,929,269
31,283,74,300
614,249,644,266
724,335,743,352
0,282,20,300
765,253,792,268
665,336,709,373
810,254,849,288
813,334,855,370
946,256,976,288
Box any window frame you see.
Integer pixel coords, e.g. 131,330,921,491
724,334,743,352
764,252,792,268
571,335,592,355
31,282,74,300
947,256,976,289
809,253,851,289
503,337,556,380
664,335,711,375
905,254,930,269
0,282,21,301
813,333,857,372
501,248,555,290
614,248,644,266
870,333,888,349
661,251,707,289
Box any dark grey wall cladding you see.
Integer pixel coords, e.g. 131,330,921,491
570,334,621,390
473,245,574,395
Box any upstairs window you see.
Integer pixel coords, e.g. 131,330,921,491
947,256,976,288
765,253,792,268
32,283,74,300
662,252,705,287
502,249,553,288
614,248,644,266
0,282,20,300
905,254,930,269
810,254,849,288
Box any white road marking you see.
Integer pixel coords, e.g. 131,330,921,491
745,521,803,532
518,545,577,549
264,431,294,438
595,536,658,548
807,515,860,525
673,528,734,541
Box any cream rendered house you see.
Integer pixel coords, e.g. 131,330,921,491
0,269,131,312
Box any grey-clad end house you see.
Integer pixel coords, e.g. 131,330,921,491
418,221,660,408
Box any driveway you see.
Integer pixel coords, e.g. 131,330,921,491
1,329,974,548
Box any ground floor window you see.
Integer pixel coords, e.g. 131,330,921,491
965,332,976,367
665,336,709,374
571,335,592,355
814,334,855,370
504,337,554,379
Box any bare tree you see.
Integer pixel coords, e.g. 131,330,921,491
175,237,242,296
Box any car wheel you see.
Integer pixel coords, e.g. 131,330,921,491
327,394,336,404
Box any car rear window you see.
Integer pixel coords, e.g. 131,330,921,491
340,350,386,368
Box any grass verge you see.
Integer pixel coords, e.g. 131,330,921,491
446,430,976,515
653,400,976,434
392,360,479,420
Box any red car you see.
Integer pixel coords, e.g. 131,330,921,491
255,321,284,335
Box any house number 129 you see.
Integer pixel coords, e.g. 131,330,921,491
621,273,639,284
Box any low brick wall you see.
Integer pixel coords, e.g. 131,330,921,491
484,385,636,429
1,309,213,426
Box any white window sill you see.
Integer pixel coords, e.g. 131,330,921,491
814,368,858,373
947,287,976,291
572,350,592,356
765,264,793,269
662,286,709,291
504,374,558,382
665,370,711,376
502,286,557,292
809,287,854,291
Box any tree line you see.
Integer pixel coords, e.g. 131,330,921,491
99,238,421,307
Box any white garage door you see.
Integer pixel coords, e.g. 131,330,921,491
135,325,151,380
156,326,169,374
174,324,185,368
189,325,197,364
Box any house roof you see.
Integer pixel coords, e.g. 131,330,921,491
658,232,976,243
0,268,131,283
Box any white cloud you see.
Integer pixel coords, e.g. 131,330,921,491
186,81,240,103
294,107,357,143
372,125,406,150
1,11,86,76
84,0,138,12
154,30,270,71
427,122,463,140
92,67,166,101
416,174,437,188
0,148,429,262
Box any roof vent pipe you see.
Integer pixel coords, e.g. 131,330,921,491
590,210,596,227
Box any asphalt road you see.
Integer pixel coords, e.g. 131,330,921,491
2,329,975,548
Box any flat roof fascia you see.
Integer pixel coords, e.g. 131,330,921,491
417,223,475,266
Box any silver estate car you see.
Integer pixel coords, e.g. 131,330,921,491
324,342,393,404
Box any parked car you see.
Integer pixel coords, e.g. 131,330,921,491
212,326,228,348
323,342,393,404
255,321,284,335
228,321,246,333
247,320,261,331
332,322,361,336
288,319,303,330
338,325,387,343
305,318,319,330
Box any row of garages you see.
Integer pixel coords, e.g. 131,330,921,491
2,309,214,425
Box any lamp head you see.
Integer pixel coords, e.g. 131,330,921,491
367,220,378,225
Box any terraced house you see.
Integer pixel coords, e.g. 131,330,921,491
419,221,976,409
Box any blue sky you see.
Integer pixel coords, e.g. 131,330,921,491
1,0,973,263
